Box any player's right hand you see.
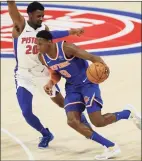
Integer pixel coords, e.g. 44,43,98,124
69,28,84,36
44,80,54,96
101,62,110,76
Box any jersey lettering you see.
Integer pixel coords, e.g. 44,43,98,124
26,45,38,55
59,70,71,78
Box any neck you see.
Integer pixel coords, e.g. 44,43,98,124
27,21,39,30
46,44,57,59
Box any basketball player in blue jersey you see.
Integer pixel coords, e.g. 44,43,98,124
7,0,92,149
36,30,141,160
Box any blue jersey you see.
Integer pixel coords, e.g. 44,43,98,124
42,41,102,114
42,41,90,86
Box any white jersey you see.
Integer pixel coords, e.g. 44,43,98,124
13,21,58,96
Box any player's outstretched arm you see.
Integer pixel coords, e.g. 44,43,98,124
64,42,105,64
7,0,25,28
45,28,84,39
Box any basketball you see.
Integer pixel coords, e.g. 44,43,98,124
86,62,110,84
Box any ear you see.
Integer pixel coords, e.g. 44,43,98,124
48,40,52,44
28,13,32,19
46,40,52,47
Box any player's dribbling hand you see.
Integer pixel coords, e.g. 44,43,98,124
105,64,110,75
102,62,110,76
94,58,110,76
100,62,110,76
69,28,84,36
44,80,54,96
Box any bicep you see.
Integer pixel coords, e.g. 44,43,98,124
74,47,94,61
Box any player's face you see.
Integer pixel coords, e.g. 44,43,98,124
36,38,51,53
29,10,44,27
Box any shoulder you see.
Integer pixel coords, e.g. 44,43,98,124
63,41,78,53
62,41,78,57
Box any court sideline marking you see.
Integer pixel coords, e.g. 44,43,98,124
1,128,35,161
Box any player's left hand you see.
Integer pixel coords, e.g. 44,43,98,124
44,80,54,96
69,28,84,36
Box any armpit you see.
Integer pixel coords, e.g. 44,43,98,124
14,24,20,33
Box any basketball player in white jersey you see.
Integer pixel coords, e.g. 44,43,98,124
7,1,92,148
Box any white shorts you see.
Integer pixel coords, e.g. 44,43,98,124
15,66,60,97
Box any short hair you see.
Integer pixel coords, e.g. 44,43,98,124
27,1,44,14
36,30,53,41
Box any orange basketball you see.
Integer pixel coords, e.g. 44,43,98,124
86,62,110,84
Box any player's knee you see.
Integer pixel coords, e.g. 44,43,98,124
67,118,80,129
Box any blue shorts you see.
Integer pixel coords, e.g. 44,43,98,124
64,83,103,114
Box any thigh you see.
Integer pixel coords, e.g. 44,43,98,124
16,86,33,112
82,83,103,113
88,102,103,125
50,92,64,108
64,92,86,114
15,77,36,95
67,111,82,122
